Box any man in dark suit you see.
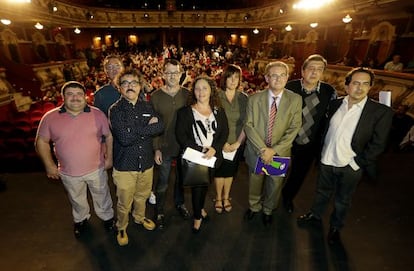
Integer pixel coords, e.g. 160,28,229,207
244,61,302,226
297,67,394,245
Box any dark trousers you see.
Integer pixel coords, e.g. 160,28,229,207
310,164,362,230
282,143,317,202
155,156,185,215
191,186,208,219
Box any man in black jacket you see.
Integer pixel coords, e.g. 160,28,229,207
282,54,336,213
297,67,393,245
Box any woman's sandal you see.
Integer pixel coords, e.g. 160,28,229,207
214,199,223,214
223,198,232,212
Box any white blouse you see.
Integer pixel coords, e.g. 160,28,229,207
192,108,217,148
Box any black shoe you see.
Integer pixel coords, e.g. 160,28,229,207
262,213,273,226
297,212,321,226
103,218,115,232
244,209,258,221
284,200,294,214
73,219,87,238
328,227,341,245
156,214,165,230
176,204,190,220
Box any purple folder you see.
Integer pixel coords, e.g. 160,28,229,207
254,156,291,176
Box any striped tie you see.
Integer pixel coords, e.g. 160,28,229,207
266,97,277,147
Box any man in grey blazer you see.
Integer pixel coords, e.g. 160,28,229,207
244,61,302,226
297,67,394,245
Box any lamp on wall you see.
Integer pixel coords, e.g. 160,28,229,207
253,28,259,34
285,24,292,31
342,14,352,23
310,22,318,28
74,27,81,34
1,19,11,25
34,22,43,29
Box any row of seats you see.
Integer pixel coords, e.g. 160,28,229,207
0,101,57,173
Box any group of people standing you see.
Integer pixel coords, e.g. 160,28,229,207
35,53,393,247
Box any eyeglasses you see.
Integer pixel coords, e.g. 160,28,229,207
164,71,181,77
106,65,121,70
268,73,287,80
120,80,139,88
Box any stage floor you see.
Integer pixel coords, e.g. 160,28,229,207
0,151,412,271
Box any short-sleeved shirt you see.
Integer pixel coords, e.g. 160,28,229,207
37,106,110,176
94,83,121,116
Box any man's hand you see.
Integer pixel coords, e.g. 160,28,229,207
260,147,276,164
154,149,163,165
45,164,60,180
148,117,158,124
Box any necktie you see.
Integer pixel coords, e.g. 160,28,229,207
266,97,277,147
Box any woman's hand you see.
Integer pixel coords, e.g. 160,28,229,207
202,146,216,159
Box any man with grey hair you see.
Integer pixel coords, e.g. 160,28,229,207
244,61,302,226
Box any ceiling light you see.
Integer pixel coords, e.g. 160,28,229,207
285,25,292,32
74,27,81,34
293,0,333,10
310,22,318,28
253,28,259,34
1,19,11,25
342,14,352,23
34,22,43,30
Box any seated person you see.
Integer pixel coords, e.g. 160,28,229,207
384,55,403,72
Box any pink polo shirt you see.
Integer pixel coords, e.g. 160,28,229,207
37,106,110,176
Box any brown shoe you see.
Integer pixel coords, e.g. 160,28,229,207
137,217,156,231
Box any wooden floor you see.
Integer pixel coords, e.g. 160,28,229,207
0,150,412,271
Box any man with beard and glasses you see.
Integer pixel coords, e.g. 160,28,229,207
36,81,115,238
109,69,164,246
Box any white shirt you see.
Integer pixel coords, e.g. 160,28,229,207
192,108,216,148
321,96,368,170
268,90,283,112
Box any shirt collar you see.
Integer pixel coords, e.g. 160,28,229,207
344,96,368,108
59,104,91,114
268,89,283,100
300,78,321,94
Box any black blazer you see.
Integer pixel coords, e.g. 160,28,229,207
325,98,394,179
176,105,229,168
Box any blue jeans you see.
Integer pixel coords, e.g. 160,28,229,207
154,156,185,214
311,164,362,230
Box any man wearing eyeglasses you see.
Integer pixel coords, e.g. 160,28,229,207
94,55,124,117
282,54,337,214
244,61,302,226
109,69,164,246
150,59,191,230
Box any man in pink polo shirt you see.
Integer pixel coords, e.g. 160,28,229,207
35,81,115,238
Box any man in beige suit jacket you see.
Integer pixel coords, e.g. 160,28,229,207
244,61,302,225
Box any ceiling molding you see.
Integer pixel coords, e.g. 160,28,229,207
0,0,411,29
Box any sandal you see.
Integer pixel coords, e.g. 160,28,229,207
223,198,232,212
214,199,223,214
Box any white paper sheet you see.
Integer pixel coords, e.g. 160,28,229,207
182,147,216,168
222,150,237,161
379,91,392,107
